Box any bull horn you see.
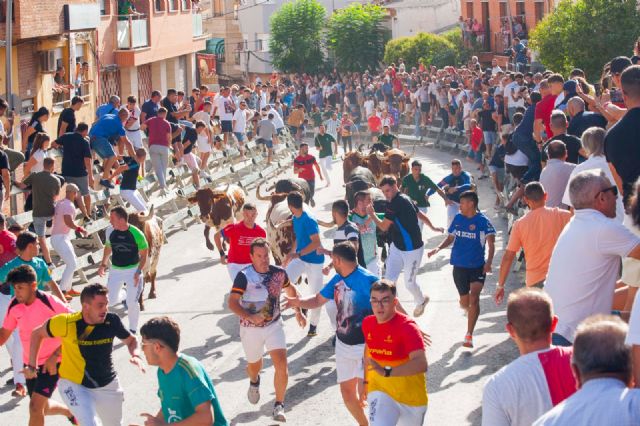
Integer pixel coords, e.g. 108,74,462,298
357,144,366,153
256,181,271,201
317,219,335,228
139,205,155,222
273,218,292,230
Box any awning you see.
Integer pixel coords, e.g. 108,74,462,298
204,38,225,56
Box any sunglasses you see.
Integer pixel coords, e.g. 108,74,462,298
596,185,618,198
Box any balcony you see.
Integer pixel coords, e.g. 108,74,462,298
192,12,203,38
116,15,149,49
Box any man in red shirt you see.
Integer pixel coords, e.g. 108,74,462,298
468,119,485,177
368,113,382,141
293,143,323,207
213,203,266,281
363,279,428,426
534,74,564,142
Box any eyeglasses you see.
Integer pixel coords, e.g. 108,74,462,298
370,297,393,307
596,185,618,198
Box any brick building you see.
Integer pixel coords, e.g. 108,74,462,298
97,0,209,105
460,0,554,53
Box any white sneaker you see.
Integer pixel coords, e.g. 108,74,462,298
413,296,430,317
272,403,286,422
247,377,260,405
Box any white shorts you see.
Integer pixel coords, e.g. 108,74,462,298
58,377,124,426
198,136,212,153
183,152,199,171
368,391,427,426
126,130,144,150
335,338,364,383
239,320,286,363
227,263,251,282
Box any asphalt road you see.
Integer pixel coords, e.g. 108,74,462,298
0,140,522,425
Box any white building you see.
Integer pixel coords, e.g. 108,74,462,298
386,0,460,38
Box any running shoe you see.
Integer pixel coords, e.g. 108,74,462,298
413,296,430,317
68,416,78,425
307,324,317,337
272,402,286,422
99,179,114,189
247,376,260,405
463,333,473,348
65,289,81,298
12,383,26,397
63,294,73,302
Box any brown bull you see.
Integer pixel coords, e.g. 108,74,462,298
127,206,166,311
187,184,245,250
343,151,365,183
364,149,410,183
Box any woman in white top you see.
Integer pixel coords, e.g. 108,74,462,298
23,133,50,176
50,183,87,297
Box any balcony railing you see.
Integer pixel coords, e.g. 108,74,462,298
116,14,149,49
192,12,203,37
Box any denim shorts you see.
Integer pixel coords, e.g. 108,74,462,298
32,216,52,237
483,131,497,145
90,136,116,159
221,120,233,133
257,138,273,149
234,132,245,142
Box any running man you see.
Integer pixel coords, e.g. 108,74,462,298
368,175,444,317
433,159,474,227
27,284,145,426
401,160,450,232
139,316,228,425
98,206,149,334
229,239,306,422
293,142,323,206
314,124,337,187
284,242,376,426
350,191,384,275
283,192,330,337
214,203,266,281
377,125,399,150
428,191,496,348
363,279,428,426
0,265,75,426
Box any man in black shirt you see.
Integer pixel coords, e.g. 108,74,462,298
566,97,607,138
368,175,444,317
478,101,497,159
606,65,640,209
114,151,147,213
57,96,84,137
53,123,94,219
0,148,10,211
161,89,190,125
542,110,586,164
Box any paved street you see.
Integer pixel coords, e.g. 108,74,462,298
0,141,522,425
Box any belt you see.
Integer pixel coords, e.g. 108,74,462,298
126,128,141,132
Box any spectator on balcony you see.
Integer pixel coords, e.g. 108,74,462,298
472,19,485,47
118,0,141,19
510,38,528,72
53,66,73,104
23,107,49,161
57,96,84,137
96,95,121,120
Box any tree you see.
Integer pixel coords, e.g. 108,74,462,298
384,32,457,69
326,4,389,73
269,0,326,74
441,28,472,65
530,0,640,80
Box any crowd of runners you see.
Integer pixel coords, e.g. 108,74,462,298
0,37,639,426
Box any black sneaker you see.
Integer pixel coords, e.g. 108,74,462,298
307,324,317,337
99,179,114,189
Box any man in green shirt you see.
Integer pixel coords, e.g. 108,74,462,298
310,104,323,132
401,160,450,232
377,125,399,149
314,124,337,187
139,316,228,426
98,206,148,334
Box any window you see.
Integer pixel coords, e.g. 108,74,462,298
168,0,178,12
155,0,165,12
181,0,189,11
99,0,108,16
257,34,269,52
465,2,473,20
499,1,506,20
233,4,239,20
534,1,544,23
213,0,224,17
516,1,525,18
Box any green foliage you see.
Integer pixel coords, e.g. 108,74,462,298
384,32,457,69
269,0,327,74
441,28,472,65
530,0,640,80
326,4,389,73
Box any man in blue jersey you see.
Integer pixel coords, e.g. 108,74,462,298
433,159,474,227
282,192,331,337
428,191,495,348
368,175,444,317
139,316,228,426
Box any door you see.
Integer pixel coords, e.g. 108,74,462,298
137,64,152,102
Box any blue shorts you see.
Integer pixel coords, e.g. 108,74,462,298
234,132,245,142
221,120,233,133
90,136,116,159
483,131,497,145
257,138,273,149
468,148,482,163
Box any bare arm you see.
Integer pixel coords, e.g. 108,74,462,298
2,169,10,197
58,122,68,138
0,327,12,346
497,250,516,287
417,209,443,233
370,349,427,377
314,162,323,180
46,280,65,301
427,234,455,257
23,156,37,177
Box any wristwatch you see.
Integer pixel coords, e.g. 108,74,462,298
384,366,392,377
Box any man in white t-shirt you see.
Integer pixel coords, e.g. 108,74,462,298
265,105,285,133
546,170,640,345
213,86,235,146
232,101,249,157
482,289,577,426
506,74,526,121
363,97,375,119
192,101,213,130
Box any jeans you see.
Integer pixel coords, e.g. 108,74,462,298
343,135,353,152
149,144,169,189
413,110,422,137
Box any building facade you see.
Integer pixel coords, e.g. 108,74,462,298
386,0,460,39
200,0,244,84
460,0,554,53
97,0,208,104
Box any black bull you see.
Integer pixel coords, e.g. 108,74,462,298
344,166,391,261
273,178,311,204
